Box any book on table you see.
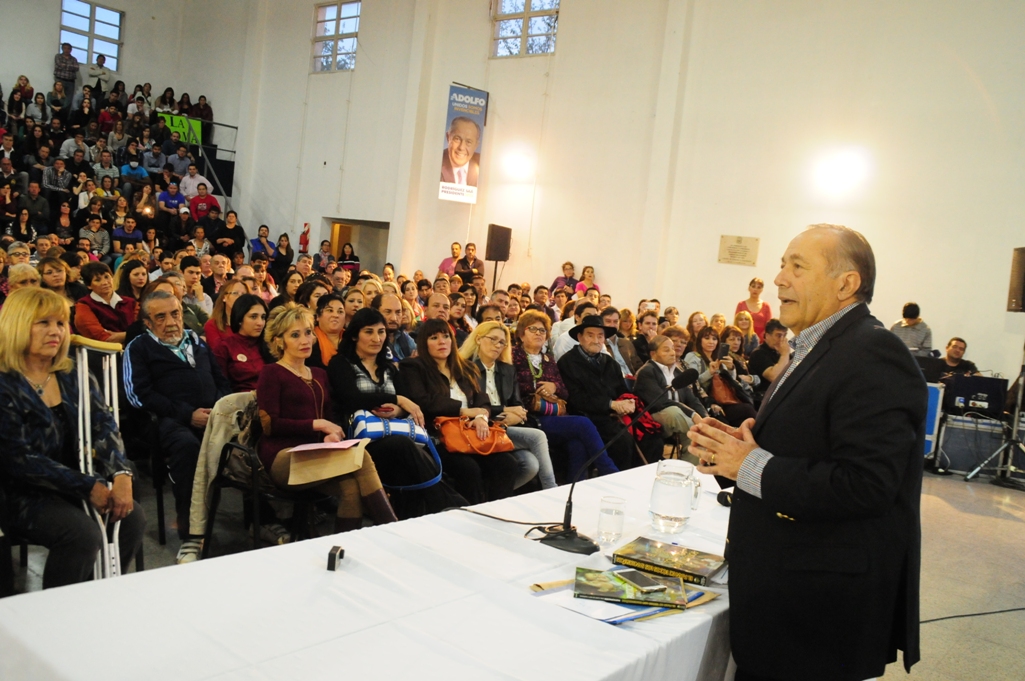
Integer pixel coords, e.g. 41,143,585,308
572,568,717,610
611,536,727,586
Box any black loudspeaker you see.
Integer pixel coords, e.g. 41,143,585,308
1007,248,1025,312
485,224,512,262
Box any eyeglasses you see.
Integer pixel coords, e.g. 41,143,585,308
10,251,30,257
524,326,546,335
483,336,508,347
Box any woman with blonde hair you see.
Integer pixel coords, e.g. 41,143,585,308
256,302,397,532
0,288,144,587
360,278,383,305
459,321,556,490
733,309,759,358
618,308,636,338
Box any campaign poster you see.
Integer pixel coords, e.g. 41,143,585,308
439,85,488,204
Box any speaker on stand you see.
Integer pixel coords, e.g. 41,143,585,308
977,248,1025,491
485,223,511,292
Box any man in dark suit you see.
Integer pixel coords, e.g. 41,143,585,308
688,224,925,681
440,116,481,186
557,316,637,470
633,335,706,442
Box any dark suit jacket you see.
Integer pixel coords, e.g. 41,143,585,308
633,361,707,417
396,358,489,436
440,150,480,186
557,347,627,419
729,304,925,680
472,359,524,418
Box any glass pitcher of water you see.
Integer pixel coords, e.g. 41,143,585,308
649,460,701,533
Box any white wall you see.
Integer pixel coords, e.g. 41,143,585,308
6,0,1025,376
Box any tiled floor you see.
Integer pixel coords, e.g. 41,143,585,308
881,473,1025,680
10,470,1025,680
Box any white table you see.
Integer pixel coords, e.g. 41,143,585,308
0,464,733,681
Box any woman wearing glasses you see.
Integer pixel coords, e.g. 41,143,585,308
510,310,618,482
459,322,557,490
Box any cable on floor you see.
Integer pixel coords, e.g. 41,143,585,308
921,606,1025,624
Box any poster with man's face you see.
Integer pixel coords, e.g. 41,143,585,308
439,85,488,204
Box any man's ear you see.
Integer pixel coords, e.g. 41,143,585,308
836,271,862,303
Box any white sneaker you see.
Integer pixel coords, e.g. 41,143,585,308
176,539,204,564
253,523,292,545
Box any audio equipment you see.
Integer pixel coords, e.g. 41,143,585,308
1006,247,1025,312
485,223,512,262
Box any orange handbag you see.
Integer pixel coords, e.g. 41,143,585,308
434,416,515,455
710,373,741,405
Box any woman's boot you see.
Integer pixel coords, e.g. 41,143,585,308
361,489,398,525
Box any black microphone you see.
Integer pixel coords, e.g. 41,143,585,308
538,367,701,555
717,491,733,507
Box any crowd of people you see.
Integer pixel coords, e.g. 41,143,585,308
0,55,983,590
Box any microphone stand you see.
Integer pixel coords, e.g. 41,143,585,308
538,369,698,554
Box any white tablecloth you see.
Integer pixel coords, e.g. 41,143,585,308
0,464,732,681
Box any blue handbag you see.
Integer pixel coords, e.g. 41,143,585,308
349,410,443,491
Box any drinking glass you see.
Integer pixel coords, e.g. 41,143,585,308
596,495,625,544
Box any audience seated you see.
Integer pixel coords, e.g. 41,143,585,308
74,262,136,342
0,288,145,588
257,303,398,535
510,310,618,480
326,308,464,518
634,335,707,445
460,321,556,490
685,325,757,426
212,293,268,391
305,293,345,370
747,318,790,404
124,290,230,562
397,318,519,504
601,306,642,378
557,315,638,470
370,292,415,362
552,300,599,360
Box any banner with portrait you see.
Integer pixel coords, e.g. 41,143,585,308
439,85,488,204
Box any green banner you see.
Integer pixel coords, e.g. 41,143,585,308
157,113,203,145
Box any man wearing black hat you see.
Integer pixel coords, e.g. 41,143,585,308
557,315,637,470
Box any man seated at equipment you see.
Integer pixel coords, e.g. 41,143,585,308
940,337,979,377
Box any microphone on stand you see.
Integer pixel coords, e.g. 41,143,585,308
538,368,701,554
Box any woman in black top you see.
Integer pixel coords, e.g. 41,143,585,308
270,234,294,285
328,309,464,518
397,318,518,504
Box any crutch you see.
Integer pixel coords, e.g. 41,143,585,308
71,335,124,579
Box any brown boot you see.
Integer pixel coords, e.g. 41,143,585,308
362,489,398,525
334,516,363,533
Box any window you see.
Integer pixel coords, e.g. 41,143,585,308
59,0,123,71
492,0,559,58
312,2,361,73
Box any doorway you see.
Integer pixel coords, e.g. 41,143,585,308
326,218,390,277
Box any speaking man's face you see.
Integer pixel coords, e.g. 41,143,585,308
446,120,478,169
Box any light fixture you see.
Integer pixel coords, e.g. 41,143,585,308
811,147,872,199
502,150,535,182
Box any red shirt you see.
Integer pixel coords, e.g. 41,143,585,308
736,300,773,340
189,194,221,220
213,332,265,392
255,364,332,469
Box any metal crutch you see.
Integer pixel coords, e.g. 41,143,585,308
72,335,124,579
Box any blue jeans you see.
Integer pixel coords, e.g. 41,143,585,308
536,414,619,481
507,426,557,489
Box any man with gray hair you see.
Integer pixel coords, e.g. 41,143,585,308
6,241,31,266
124,291,230,562
689,224,926,680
